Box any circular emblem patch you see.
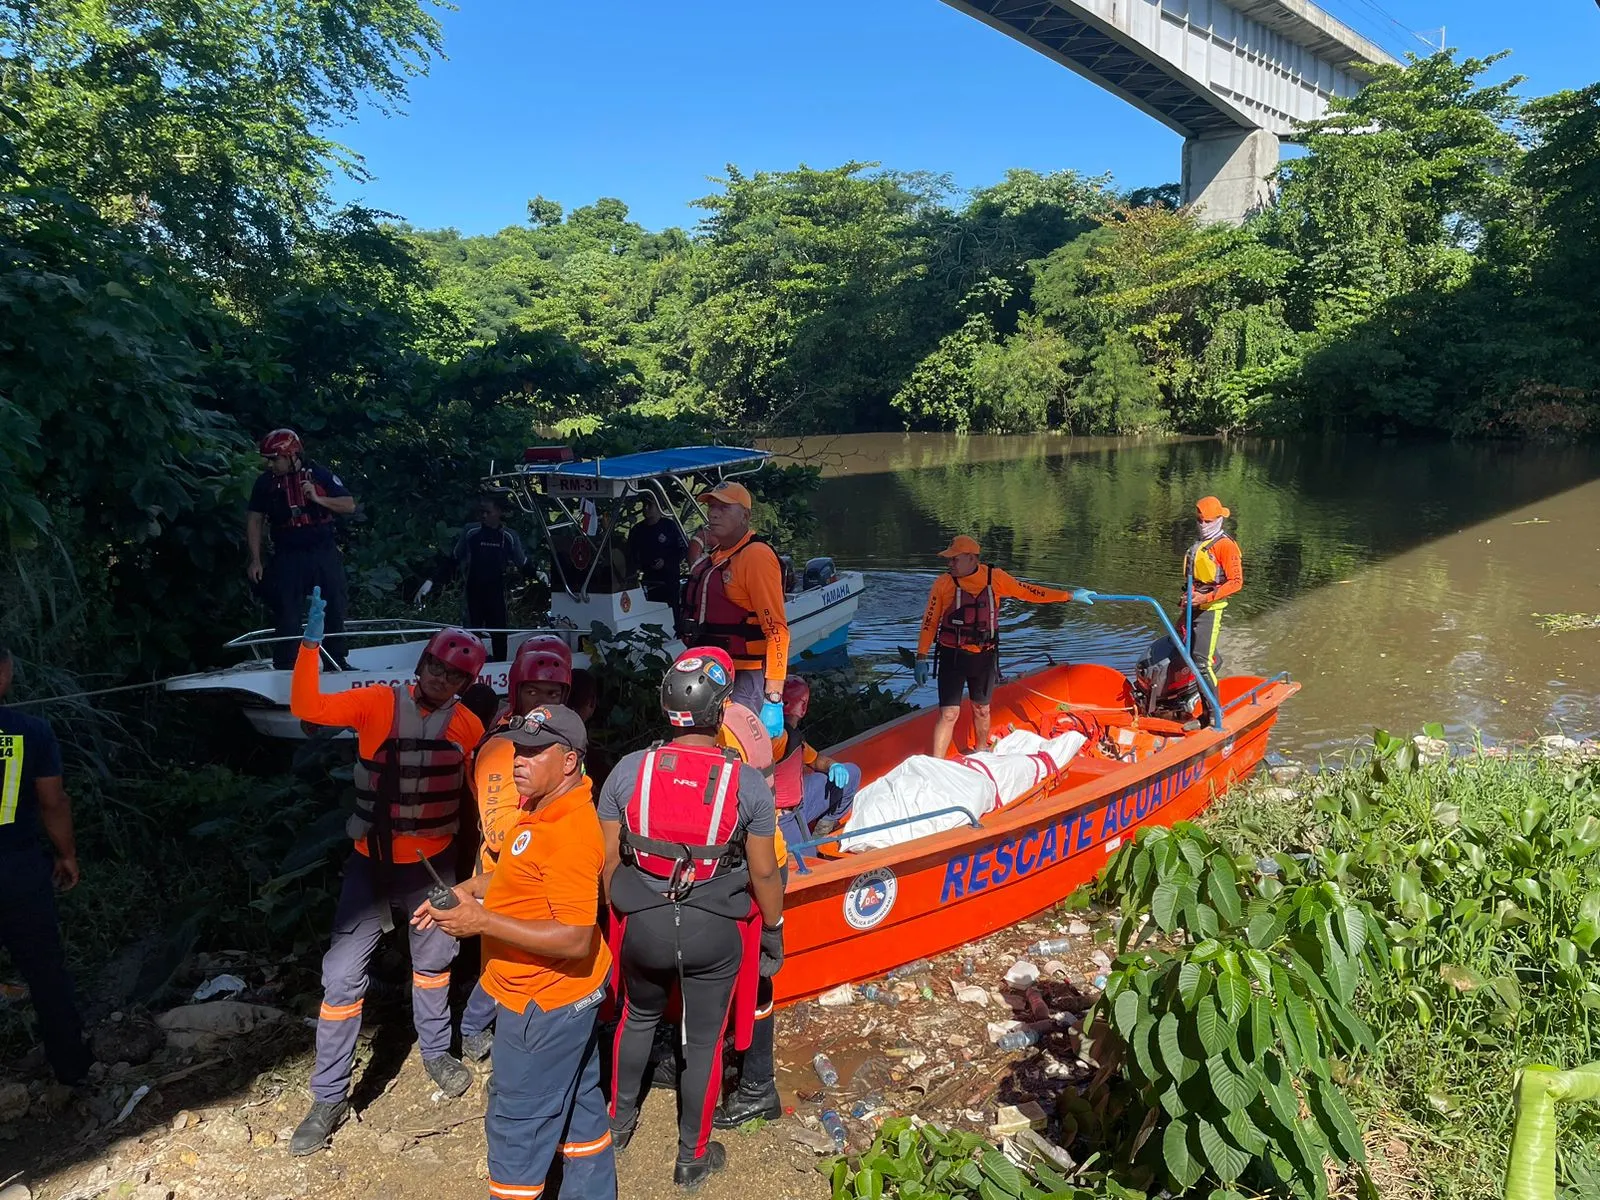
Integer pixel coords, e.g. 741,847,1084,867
843,867,898,930
510,830,532,857
675,656,704,673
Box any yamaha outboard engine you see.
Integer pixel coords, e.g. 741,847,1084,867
1133,637,1220,724
802,556,838,590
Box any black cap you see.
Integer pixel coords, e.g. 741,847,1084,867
503,704,588,755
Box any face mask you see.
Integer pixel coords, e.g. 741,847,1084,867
1198,517,1224,540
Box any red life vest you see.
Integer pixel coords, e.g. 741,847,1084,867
273,468,336,531
349,688,466,850
682,537,772,662
770,734,806,811
937,566,998,651
620,742,746,893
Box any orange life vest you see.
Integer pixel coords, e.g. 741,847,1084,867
937,566,998,651
350,688,466,850
682,537,771,661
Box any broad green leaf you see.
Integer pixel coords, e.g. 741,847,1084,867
1113,987,1140,1036
1207,1055,1255,1111
1178,960,1212,1009
1163,1119,1204,1190
1133,1015,1161,1081
1207,858,1244,927
1158,1012,1195,1083
1216,969,1251,1023
1307,1076,1365,1163
1247,909,1280,949
1152,881,1180,931
1338,903,1367,960
1198,1117,1252,1183
1192,938,1225,963
853,1167,884,1200
1248,994,1274,1059
979,1150,1025,1196
1194,993,1230,1057
1222,1105,1269,1155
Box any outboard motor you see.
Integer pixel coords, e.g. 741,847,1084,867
802,556,838,590
1133,638,1220,725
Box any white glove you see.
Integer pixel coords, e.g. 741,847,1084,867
412,579,434,606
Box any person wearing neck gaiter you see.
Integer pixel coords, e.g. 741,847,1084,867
1183,496,1244,689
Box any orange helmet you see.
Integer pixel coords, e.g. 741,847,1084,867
419,628,487,687
782,676,811,725
509,635,572,699
259,428,303,458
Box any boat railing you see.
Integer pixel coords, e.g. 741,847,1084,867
1222,671,1293,714
1070,591,1225,730
222,621,579,663
788,806,983,875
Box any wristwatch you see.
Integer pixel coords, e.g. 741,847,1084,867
766,691,782,703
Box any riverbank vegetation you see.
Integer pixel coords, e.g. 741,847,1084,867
823,737,1600,1199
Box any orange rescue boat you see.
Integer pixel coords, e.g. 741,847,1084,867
774,660,1297,1004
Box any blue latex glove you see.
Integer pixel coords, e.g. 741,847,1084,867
760,700,784,739
913,658,930,686
1072,589,1095,605
827,762,850,789
302,585,326,645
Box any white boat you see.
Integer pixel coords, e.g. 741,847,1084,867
166,446,864,738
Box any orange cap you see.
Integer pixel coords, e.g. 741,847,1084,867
938,534,982,558
1196,496,1230,521
699,481,753,509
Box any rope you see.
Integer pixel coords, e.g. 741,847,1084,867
4,675,206,710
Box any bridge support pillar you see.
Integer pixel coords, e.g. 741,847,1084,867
1181,129,1280,226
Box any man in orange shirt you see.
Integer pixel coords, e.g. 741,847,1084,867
413,705,615,1200
287,587,487,1156
680,481,789,740
914,536,1081,758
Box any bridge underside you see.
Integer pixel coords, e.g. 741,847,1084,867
949,0,1254,138
942,0,1397,224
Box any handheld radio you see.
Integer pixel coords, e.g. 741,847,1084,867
416,851,461,910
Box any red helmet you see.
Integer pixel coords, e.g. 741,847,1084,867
510,635,572,698
781,676,811,725
259,428,303,458
419,628,488,686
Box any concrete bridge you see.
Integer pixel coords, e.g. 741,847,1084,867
940,0,1401,223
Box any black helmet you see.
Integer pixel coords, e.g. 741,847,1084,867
661,648,736,730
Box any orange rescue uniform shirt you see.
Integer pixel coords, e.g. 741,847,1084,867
472,734,522,874
715,725,789,863
916,567,1076,657
771,731,819,769
290,644,484,862
479,777,613,1015
1190,536,1244,608
704,530,790,681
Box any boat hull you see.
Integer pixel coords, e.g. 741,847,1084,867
773,664,1295,1004
167,573,864,739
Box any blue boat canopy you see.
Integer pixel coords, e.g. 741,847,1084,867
520,445,768,482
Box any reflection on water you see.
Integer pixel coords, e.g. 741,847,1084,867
767,434,1600,757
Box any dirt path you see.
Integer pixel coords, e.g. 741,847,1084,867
3,906,1122,1200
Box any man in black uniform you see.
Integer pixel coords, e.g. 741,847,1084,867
0,646,92,1084
625,491,688,615
415,496,531,661
246,429,356,669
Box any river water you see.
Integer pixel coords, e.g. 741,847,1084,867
767,433,1600,759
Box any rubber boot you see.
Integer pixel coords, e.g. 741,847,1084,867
289,1099,349,1156
674,1141,726,1190
713,1080,781,1128
425,1053,472,1098
461,1028,494,1063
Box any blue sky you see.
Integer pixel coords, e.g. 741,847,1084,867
330,0,1600,236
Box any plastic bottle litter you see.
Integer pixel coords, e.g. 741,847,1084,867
813,1053,840,1087
850,1092,883,1119
886,959,933,979
1093,974,1108,989
961,957,977,978
1257,857,1281,876
1028,937,1073,957
1024,987,1050,1022
857,984,900,1007
919,983,935,1001
820,1108,848,1149
997,1025,1046,1051
1003,960,1041,988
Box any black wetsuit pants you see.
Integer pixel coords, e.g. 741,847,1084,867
610,903,742,1164
465,584,509,662
263,543,347,669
